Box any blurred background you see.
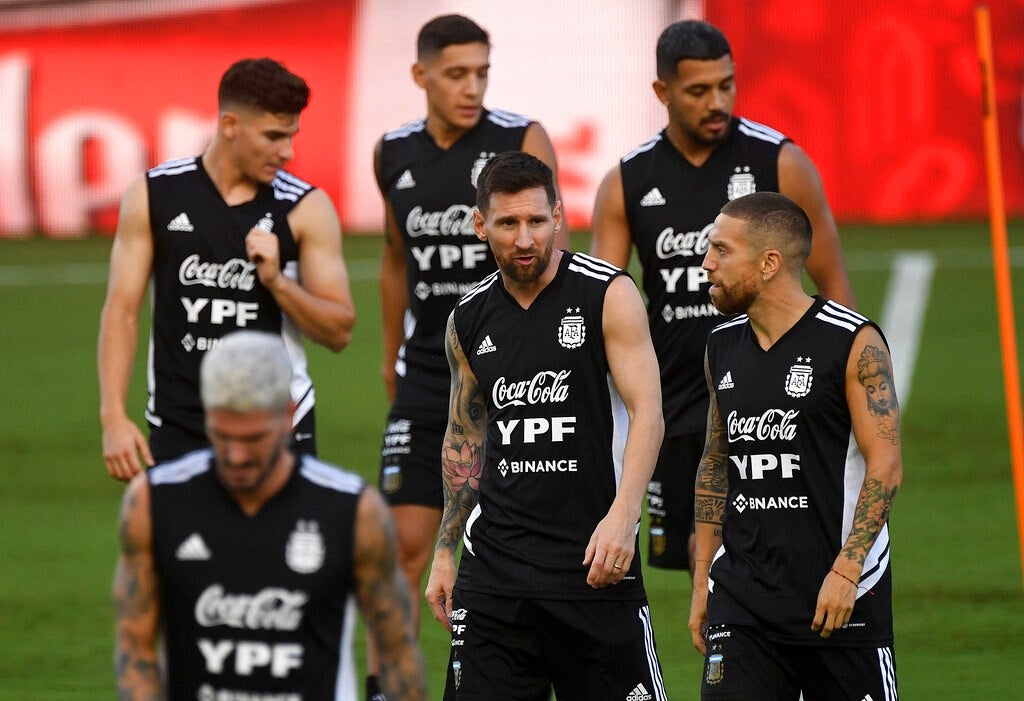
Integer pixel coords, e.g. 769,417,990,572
2,0,1024,699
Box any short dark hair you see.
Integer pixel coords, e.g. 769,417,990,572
417,14,489,61
656,20,732,80
218,58,310,114
720,192,812,263
475,152,555,214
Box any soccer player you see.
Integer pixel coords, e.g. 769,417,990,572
370,15,565,695
112,331,426,700
99,58,355,480
425,152,666,700
590,20,855,576
689,192,901,700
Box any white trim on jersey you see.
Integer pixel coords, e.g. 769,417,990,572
383,117,426,141
737,117,787,145
571,251,621,275
622,132,663,163
145,318,160,426
824,299,868,323
299,456,364,495
149,448,211,485
463,503,482,556
458,270,500,307
639,604,669,700
877,646,898,701
486,108,532,128
279,260,316,426
148,156,198,178
275,169,312,191
606,372,629,490
711,314,749,334
334,594,359,701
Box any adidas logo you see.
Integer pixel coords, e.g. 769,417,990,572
476,335,497,355
717,371,734,390
395,169,416,190
626,682,653,701
640,188,666,207
175,533,211,561
167,212,194,232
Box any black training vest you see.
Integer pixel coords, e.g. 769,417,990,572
620,117,787,435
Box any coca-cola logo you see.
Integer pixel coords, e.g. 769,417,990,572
406,204,475,237
194,584,307,631
178,255,257,291
727,409,799,443
492,370,571,409
655,223,712,260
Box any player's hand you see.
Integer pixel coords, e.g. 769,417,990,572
582,505,635,588
688,574,710,655
245,227,282,288
424,550,457,632
102,415,154,482
811,567,859,638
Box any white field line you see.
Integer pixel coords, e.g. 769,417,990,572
878,252,936,408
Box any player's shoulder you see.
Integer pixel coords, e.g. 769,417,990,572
147,155,199,179
271,168,315,203
621,131,664,164
812,299,872,335
383,117,427,143
483,108,534,129
735,117,789,145
456,270,501,311
148,448,213,486
565,251,623,283
298,455,364,496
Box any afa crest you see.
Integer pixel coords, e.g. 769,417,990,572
785,356,814,398
286,520,325,574
706,653,725,685
727,166,756,200
558,308,586,349
470,151,495,188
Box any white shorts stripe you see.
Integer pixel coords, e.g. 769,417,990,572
638,605,668,700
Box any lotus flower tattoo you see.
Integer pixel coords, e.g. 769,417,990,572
443,441,481,492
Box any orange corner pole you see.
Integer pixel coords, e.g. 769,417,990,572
975,5,1024,590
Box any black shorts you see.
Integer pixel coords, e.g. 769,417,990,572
149,407,318,463
701,624,898,701
378,380,448,508
646,432,703,570
443,588,667,701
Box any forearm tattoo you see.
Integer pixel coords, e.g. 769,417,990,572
439,314,485,554
359,505,427,701
856,344,900,444
695,391,728,525
841,477,899,566
114,489,161,700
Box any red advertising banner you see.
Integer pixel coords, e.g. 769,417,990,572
0,0,356,237
709,0,1024,222
1,0,1022,237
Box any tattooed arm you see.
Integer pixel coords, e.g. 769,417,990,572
688,349,730,656
353,487,428,700
112,474,161,700
811,325,903,638
424,311,487,630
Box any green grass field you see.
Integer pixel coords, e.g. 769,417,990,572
2,224,1023,699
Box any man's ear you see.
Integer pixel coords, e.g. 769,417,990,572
473,207,487,242
412,62,427,89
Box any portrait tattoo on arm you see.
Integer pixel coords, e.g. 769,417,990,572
856,344,900,444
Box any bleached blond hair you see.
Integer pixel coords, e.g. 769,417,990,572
200,331,292,413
